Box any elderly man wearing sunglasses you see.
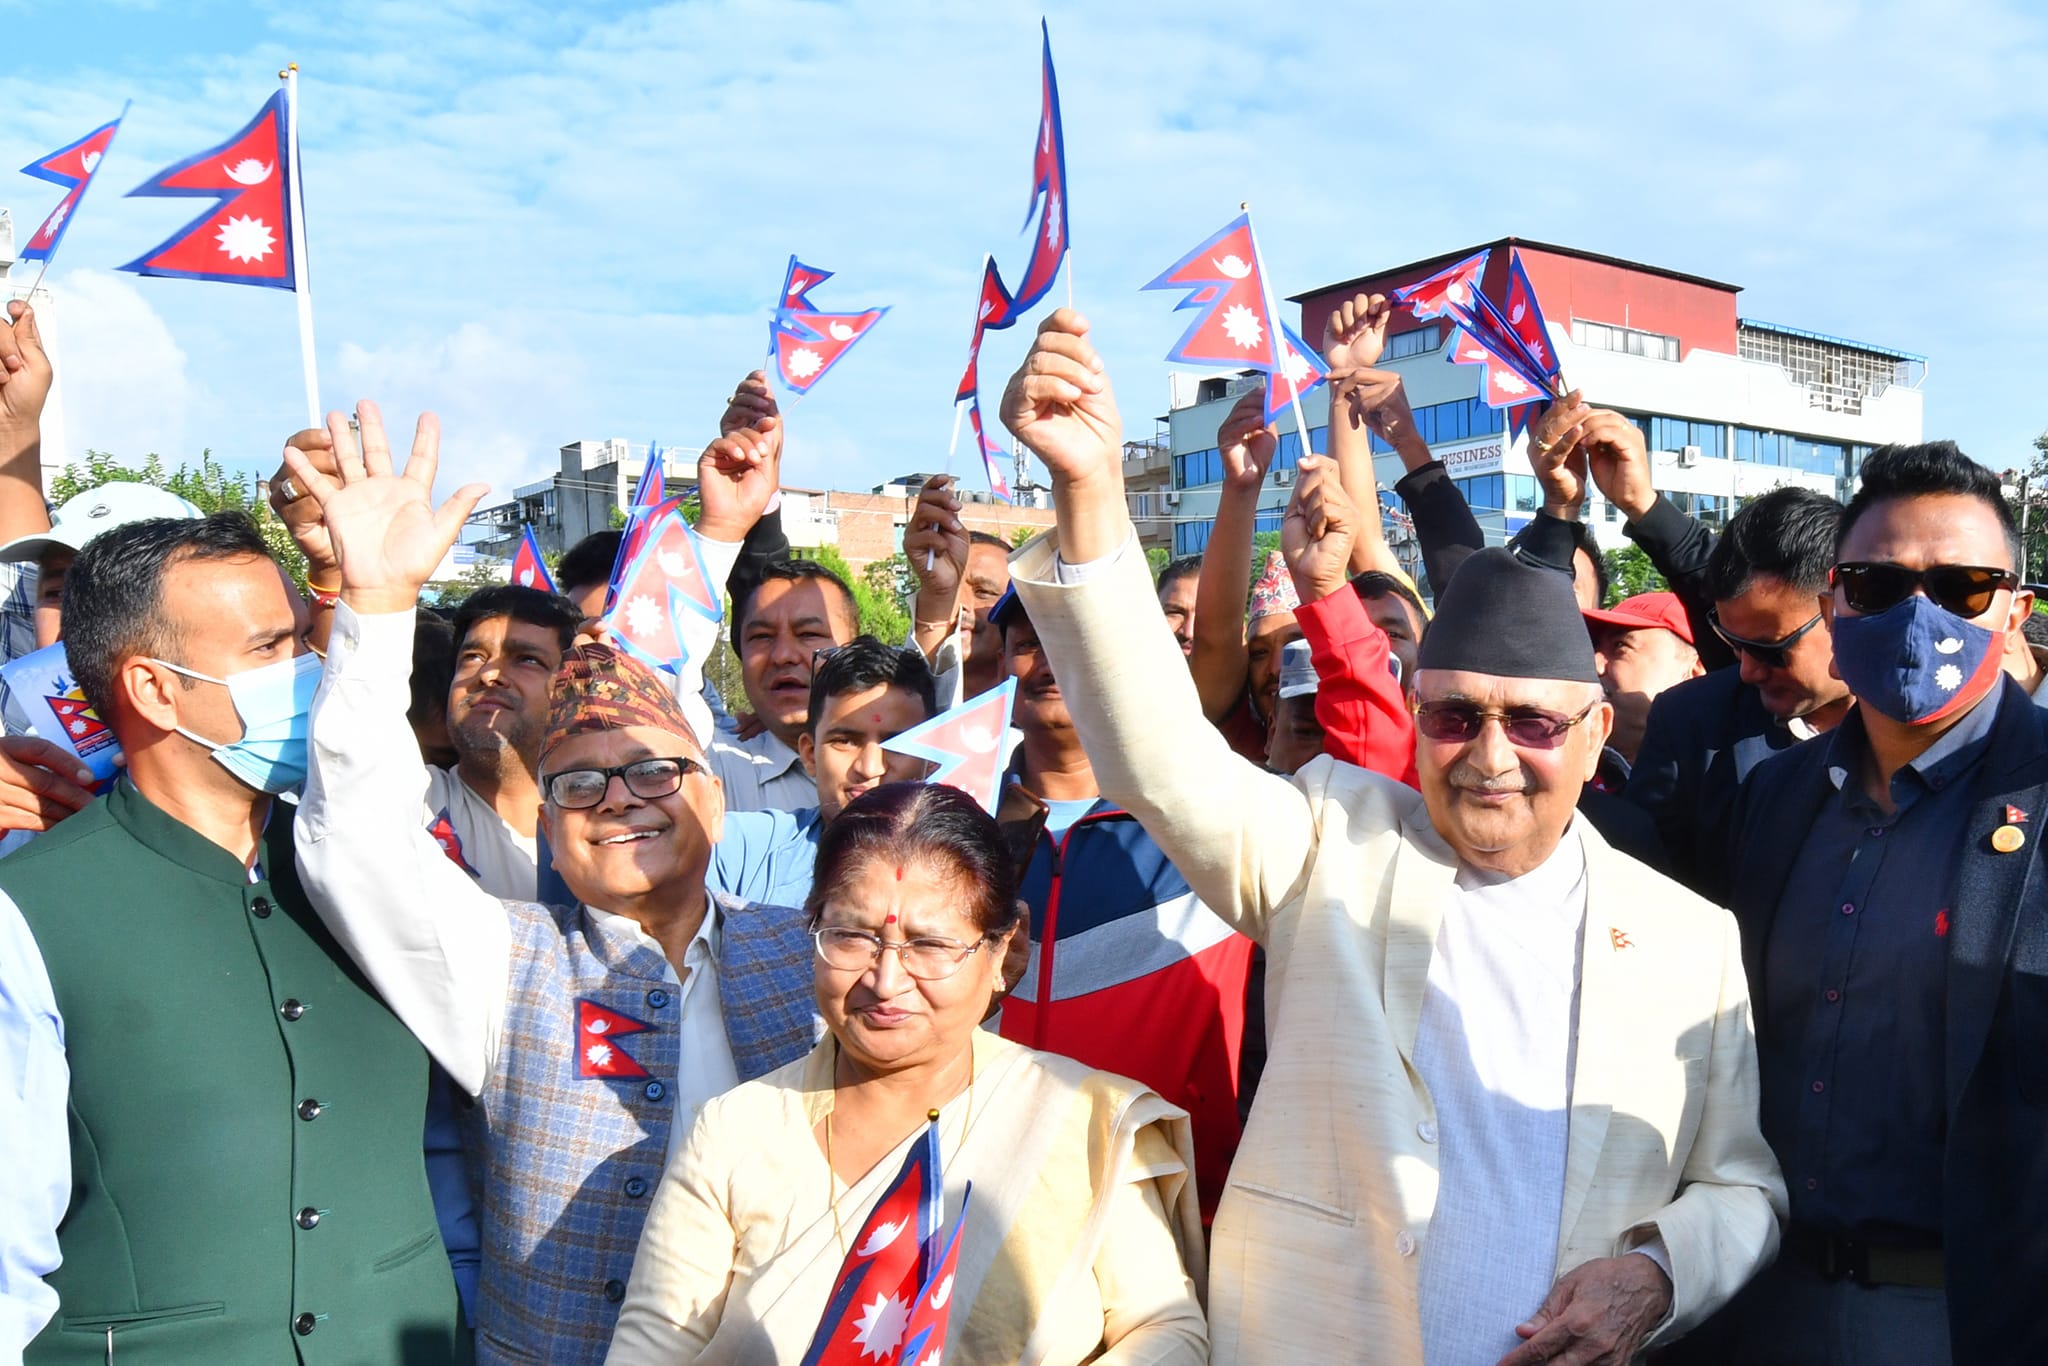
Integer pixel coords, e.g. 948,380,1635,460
1702,440,2048,1366
1001,310,1784,1366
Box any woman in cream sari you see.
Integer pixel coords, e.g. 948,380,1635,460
607,782,1206,1365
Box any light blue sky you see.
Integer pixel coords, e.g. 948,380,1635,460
4,0,2045,504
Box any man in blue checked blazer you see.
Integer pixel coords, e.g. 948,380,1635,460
290,402,819,1366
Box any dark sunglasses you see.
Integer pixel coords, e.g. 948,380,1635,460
1412,698,1600,750
543,756,704,810
1831,562,2017,618
1709,611,1823,671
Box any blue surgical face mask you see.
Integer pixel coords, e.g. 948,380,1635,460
151,651,321,799
1829,593,2005,726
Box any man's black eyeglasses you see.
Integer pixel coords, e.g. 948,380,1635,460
1831,562,2018,619
1709,611,1823,671
544,756,704,810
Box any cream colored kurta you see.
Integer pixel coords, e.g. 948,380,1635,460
1010,532,1786,1365
605,1028,1207,1366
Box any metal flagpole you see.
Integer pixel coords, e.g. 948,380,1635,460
282,64,320,429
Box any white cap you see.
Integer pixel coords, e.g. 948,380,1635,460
1277,637,1320,700
0,483,204,563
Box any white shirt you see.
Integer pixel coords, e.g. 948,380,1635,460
1414,826,1588,1365
422,766,536,902
707,729,817,814
585,905,738,1146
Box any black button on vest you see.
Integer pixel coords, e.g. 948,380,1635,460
252,897,273,919
294,1312,317,1336
603,1279,626,1303
280,999,305,1021
624,1176,648,1199
643,1080,665,1102
296,1207,321,1229
297,1098,322,1121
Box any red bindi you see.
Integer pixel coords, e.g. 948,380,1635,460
885,913,899,924
893,865,905,882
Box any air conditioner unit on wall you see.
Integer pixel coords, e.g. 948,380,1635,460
1679,445,1702,468
1165,490,1181,507
1274,469,1295,486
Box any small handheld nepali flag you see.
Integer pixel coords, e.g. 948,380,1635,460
967,397,1011,504
801,1118,971,1366
881,677,1016,816
601,499,721,676
768,257,889,396
1142,212,1327,423
511,526,556,594
605,441,669,610
1007,18,1068,315
120,89,299,289
1388,249,1487,322
18,105,127,266
1439,248,1563,428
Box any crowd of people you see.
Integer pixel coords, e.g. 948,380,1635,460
0,285,2042,1366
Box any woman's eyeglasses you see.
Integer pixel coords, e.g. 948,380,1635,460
543,756,703,809
1411,699,1600,750
812,926,989,981
1831,562,2017,619
1709,611,1823,671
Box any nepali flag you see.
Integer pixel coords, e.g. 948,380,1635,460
1008,19,1069,315
893,1198,970,1366
1443,251,1562,416
511,526,556,594
18,106,126,265
882,677,1016,815
1145,213,1317,422
1273,322,1330,421
956,256,1016,403
120,90,298,289
603,499,722,677
1389,249,1487,323
778,256,834,315
606,441,669,608
968,397,1011,503
574,998,653,1081
801,1120,956,1366
772,308,889,395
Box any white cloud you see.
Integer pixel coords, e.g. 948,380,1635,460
36,269,190,469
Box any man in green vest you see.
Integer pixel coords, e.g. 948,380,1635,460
0,510,465,1363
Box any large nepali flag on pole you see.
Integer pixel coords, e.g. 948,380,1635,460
801,1120,971,1366
119,91,298,288
1007,19,1068,315
1142,213,1328,423
18,107,127,264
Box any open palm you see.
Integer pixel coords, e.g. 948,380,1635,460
281,401,489,611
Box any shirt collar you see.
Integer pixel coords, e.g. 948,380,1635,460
1824,684,2003,801
1453,818,1588,913
740,728,804,779
584,902,720,965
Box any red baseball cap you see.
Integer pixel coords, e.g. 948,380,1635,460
1582,591,1694,645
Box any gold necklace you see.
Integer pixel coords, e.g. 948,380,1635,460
824,1048,976,1259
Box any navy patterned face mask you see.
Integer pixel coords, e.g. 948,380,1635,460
1829,594,2004,726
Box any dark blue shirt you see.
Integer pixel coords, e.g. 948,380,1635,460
1760,685,2003,1241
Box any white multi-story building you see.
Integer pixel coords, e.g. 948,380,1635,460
1161,238,1926,578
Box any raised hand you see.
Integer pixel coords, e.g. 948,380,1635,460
1328,364,1410,436
0,302,54,437
1322,292,1392,372
694,431,779,544
281,401,489,615
718,370,782,464
1281,455,1358,603
1576,409,1658,524
999,308,1122,488
269,427,344,585
1217,386,1278,493
1526,391,1594,518
904,474,968,598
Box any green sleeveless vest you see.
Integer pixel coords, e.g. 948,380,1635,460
5,780,464,1364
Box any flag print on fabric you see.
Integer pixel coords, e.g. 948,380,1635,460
428,808,480,877
773,308,889,394
969,398,1011,504
46,695,117,763
18,109,125,263
511,526,556,593
1389,249,1487,322
120,90,297,288
602,501,721,677
881,678,1016,816
1142,214,1281,374
802,1121,970,1366
574,998,652,1080
1008,19,1069,315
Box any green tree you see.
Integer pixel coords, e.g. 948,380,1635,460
1010,526,1036,548
421,559,503,606
2014,431,2048,583
1602,543,1668,604
1145,546,1170,580
788,544,910,644
51,448,310,587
